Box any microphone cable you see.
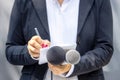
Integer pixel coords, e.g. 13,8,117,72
51,71,53,80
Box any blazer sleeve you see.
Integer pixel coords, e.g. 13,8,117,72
70,0,113,77
6,0,38,65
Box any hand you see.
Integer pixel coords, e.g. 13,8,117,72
48,63,71,75
27,36,50,58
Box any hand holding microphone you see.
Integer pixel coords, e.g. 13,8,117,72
48,62,71,75
47,46,80,75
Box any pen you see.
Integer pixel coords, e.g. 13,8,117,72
34,28,48,48
34,28,40,36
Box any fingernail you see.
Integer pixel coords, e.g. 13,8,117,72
41,44,48,48
41,44,45,48
45,45,48,47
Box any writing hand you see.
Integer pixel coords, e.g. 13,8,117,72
27,36,50,58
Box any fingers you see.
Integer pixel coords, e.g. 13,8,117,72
27,42,41,58
27,36,42,58
48,63,59,75
31,36,42,44
28,39,41,50
28,43,40,54
27,36,50,58
31,36,50,47
48,63,71,75
48,63,64,75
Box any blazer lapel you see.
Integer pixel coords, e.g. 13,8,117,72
77,0,94,34
32,0,49,34
32,0,94,36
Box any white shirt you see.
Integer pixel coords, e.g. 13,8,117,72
47,0,79,46
44,0,80,80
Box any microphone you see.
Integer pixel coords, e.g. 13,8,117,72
66,49,80,64
46,46,80,65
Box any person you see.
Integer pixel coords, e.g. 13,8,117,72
6,0,113,80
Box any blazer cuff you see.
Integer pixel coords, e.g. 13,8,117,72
30,55,39,60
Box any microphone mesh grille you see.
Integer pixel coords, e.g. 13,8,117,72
66,50,80,64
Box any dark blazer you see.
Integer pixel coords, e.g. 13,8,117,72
6,0,113,80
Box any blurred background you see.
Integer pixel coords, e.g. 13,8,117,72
103,0,120,80
0,0,22,80
0,0,120,80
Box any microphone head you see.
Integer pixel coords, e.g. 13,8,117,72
47,46,66,65
66,50,80,64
